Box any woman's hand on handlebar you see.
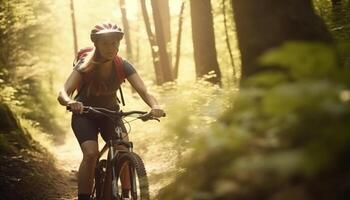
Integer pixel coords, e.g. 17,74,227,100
150,105,165,118
67,100,84,114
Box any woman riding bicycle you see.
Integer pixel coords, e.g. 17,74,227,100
57,22,164,200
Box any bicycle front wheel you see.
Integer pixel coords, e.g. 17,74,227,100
94,159,107,200
115,152,150,200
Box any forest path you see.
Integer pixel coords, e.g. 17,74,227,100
0,145,77,200
49,133,82,200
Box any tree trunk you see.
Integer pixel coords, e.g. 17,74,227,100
70,0,78,55
156,0,172,67
174,1,185,79
190,0,221,84
151,0,173,82
222,0,236,83
231,0,333,79
119,0,133,60
140,0,163,85
135,4,142,64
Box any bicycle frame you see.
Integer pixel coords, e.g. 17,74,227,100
94,118,135,200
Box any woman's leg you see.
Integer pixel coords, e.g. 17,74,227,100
78,140,99,200
72,114,99,200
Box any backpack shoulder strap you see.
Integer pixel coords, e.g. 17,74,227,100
114,55,126,106
114,55,126,84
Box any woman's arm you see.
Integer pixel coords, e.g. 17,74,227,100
57,70,84,113
127,73,164,117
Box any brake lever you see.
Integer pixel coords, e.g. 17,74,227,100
66,106,90,114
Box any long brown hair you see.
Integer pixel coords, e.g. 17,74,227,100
75,47,114,96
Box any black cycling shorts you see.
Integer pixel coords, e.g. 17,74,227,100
71,113,127,145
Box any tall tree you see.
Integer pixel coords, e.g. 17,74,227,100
232,0,333,79
155,0,171,64
70,0,78,55
223,0,236,83
151,0,173,82
119,0,133,60
140,0,163,84
174,1,186,79
190,0,221,84
135,3,142,64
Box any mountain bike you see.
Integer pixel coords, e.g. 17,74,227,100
69,106,164,200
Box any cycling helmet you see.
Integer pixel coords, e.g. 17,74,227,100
90,22,124,42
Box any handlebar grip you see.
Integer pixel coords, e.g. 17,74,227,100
66,105,88,113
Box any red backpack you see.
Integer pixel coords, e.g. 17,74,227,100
74,47,126,106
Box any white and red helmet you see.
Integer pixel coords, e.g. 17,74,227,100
90,22,124,43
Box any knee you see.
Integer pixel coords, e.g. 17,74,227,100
83,150,98,163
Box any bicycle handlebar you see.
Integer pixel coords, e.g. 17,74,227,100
67,106,165,122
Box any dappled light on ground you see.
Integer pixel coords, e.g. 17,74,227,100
50,131,82,172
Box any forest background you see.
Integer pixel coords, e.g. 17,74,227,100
0,0,350,199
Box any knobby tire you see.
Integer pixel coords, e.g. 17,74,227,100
115,152,150,200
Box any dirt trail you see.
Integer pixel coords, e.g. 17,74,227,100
0,147,77,200
0,102,79,199
48,133,82,200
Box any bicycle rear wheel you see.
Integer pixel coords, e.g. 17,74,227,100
115,152,150,200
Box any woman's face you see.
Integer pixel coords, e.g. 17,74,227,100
95,35,120,61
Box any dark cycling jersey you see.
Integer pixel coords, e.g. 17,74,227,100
73,60,136,110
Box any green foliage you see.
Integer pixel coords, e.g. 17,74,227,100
0,0,65,142
160,80,230,160
0,0,51,71
158,41,350,199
